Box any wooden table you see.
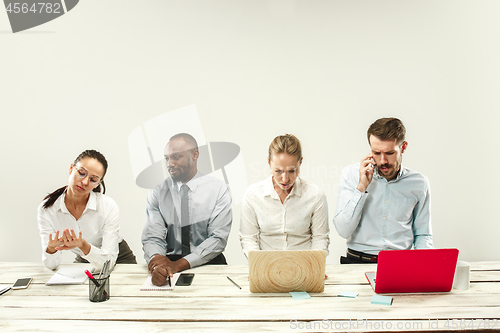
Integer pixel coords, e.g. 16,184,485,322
0,262,499,332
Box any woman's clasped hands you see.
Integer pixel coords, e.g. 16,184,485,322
47,229,86,253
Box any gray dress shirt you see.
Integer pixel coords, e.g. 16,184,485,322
142,172,232,268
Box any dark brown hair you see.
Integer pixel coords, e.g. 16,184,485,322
42,150,108,209
367,118,406,145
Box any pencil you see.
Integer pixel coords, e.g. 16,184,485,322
227,276,241,289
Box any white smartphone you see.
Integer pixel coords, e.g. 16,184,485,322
12,277,33,290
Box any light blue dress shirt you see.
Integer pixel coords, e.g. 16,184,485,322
142,172,232,268
333,163,434,255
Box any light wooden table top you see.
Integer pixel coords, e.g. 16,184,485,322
0,262,499,332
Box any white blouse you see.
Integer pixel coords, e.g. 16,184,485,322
37,191,122,270
239,176,330,257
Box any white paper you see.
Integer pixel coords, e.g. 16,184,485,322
46,266,94,285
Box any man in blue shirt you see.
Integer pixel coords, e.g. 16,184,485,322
333,118,434,264
142,133,232,285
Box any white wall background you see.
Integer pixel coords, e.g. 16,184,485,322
1,0,499,265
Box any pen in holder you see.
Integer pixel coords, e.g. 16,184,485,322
89,275,110,302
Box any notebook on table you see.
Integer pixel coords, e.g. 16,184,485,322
365,248,459,294
46,266,94,285
248,250,326,293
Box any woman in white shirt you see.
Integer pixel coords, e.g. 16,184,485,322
239,134,330,257
37,150,136,270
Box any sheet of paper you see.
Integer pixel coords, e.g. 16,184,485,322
140,273,181,291
46,266,94,285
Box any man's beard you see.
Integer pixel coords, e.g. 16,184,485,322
378,159,401,180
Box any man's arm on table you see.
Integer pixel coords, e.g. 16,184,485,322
141,188,187,285
184,184,232,268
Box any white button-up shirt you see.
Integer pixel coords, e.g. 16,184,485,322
38,191,121,270
240,176,330,257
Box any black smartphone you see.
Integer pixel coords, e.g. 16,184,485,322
176,273,194,286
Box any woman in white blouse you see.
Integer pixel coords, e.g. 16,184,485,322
239,134,330,257
37,150,136,270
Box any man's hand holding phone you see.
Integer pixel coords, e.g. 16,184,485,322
357,154,375,193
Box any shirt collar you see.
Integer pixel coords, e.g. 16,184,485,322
290,177,303,197
373,164,406,182
264,175,303,199
175,171,203,193
58,190,97,213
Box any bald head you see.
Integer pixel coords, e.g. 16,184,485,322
164,134,199,183
169,133,198,150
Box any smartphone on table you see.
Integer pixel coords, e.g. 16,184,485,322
12,277,33,290
176,273,194,286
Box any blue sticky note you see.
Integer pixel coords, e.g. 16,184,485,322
289,292,311,300
338,291,359,298
371,295,393,306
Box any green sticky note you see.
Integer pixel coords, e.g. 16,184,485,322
338,291,359,298
371,295,393,306
289,292,311,300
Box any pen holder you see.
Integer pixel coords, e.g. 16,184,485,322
89,276,110,302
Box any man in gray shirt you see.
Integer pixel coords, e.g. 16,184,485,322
142,133,232,286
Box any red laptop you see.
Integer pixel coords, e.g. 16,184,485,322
365,249,459,293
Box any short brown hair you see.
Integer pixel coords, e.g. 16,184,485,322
268,134,302,161
367,118,406,145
